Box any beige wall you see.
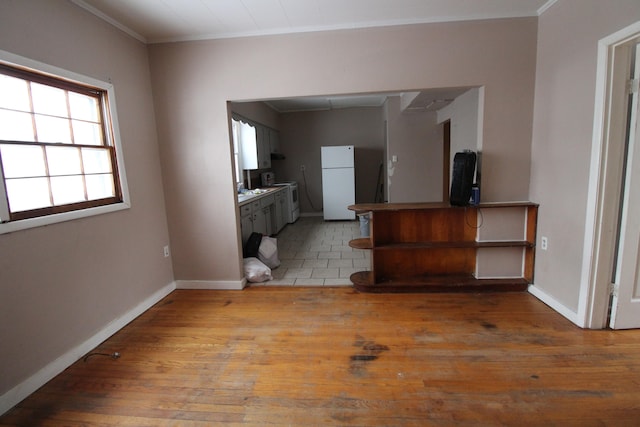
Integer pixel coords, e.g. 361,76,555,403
0,1,172,397
385,97,444,203
149,17,538,282
438,88,484,189
275,107,385,212
529,0,640,313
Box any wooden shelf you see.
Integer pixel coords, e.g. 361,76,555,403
347,202,538,293
350,271,529,293
348,201,538,213
374,240,534,250
348,238,372,250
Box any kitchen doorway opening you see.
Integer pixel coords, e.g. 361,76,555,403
442,120,451,203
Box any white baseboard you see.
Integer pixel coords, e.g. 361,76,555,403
0,281,176,416
176,279,246,290
528,284,581,327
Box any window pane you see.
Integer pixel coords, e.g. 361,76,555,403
46,145,81,176
86,173,115,200
235,153,241,183
232,119,240,154
0,75,30,111
30,82,68,117
69,92,99,122
5,177,51,211
81,147,112,174
0,144,46,178
72,120,103,145
50,175,85,205
35,114,72,144
0,109,34,141
0,61,123,222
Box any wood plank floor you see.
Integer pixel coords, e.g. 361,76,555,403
2,287,640,425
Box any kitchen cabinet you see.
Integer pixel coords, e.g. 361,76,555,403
258,194,274,236
269,128,281,156
240,204,253,244
239,191,278,245
257,127,271,169
274,188,287,233
250,200,266,236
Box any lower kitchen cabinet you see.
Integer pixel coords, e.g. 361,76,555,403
258,194,275,236
274,189,287,233
240,204,253,244
251,200,266,236
240,191,283,245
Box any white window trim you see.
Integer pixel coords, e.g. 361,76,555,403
0,49,130,235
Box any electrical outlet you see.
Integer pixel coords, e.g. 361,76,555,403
163,245,170,257
540,237,548,251
300,165,306,172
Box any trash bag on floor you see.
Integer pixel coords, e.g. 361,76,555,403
243,257,272,283
243,232,262,258
258,236,280,269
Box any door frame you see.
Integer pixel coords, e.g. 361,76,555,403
442,120,451,202
579,21,640,329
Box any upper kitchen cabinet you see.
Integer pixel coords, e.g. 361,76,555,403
257,126,271,169
269,128,284,159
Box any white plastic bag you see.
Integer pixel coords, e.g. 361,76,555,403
243,257,272,283
258,236,280,269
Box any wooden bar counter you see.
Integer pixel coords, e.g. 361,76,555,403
348,202,538,293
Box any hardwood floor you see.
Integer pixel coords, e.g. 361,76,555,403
2,287,640,425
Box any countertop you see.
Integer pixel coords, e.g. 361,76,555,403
237,186,284,206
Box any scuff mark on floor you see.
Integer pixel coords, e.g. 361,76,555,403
349,334,389,377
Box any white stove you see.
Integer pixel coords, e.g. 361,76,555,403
274,181,299,223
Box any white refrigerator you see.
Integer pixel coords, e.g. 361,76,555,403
321,145,356,220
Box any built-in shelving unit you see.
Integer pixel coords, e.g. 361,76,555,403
347,202,538,293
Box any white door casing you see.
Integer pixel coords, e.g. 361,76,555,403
610,42,640,329
580,21,640,329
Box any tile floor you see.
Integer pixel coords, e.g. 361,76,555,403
251,215,370,287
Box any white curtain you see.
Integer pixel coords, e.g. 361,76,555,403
232,117,258,190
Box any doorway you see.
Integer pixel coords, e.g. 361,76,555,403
608,40,640,328
580,22,640,329
442,120,451,202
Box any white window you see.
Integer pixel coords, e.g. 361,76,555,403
0,50,129,234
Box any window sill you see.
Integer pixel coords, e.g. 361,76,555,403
0,201,130,235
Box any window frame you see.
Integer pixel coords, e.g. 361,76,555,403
0,50,130,235
231,117,246,186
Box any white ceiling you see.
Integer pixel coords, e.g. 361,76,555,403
262,87,471,113
265,94,393,113
71,0,553,111
72,0,554,44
